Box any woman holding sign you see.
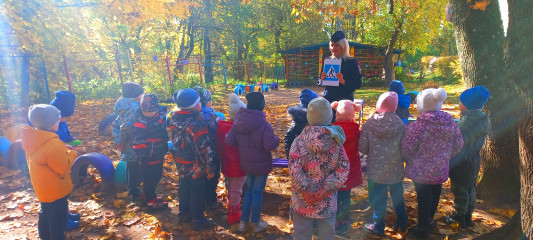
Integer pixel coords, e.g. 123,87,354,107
320,31,362,102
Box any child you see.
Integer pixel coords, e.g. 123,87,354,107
225,92,279,233
193,86,223,209
112,82,144,200
169,88,216,230
331,99,363,234
215,93,247,224
389,80,411,125
22,104,79,240
50,91,82,146
289,97,350,240
359,92,408,237
284,89,318,158
446,86,490,228
402,88,464,239
132,93,169,211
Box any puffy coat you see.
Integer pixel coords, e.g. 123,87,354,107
216,120,246,178
284,105,308,158
333,121,363,190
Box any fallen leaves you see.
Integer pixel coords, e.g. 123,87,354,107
470,0,491,11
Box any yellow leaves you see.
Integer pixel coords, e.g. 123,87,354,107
488,208,516,218
113,199,124,208
470,0,491,11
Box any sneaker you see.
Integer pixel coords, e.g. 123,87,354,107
191,218,214,231
445,213,466,228
68,212,80,221
178,213,191,224
66,219,80,231
146,198,169,212
238,220,248,232
253,220,268,233
363,223,385,237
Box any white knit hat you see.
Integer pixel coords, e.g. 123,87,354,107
228,93,246,119
416,88,447,113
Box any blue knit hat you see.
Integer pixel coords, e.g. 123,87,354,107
389,80,405,95
460,86,490,110
50,90,76,117
174,89,200,110
299,89,319,108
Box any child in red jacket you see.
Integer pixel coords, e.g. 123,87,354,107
331,100,364,234
215,93,247,224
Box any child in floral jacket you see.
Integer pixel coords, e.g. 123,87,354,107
289,98,350,240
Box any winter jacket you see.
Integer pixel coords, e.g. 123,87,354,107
402,111,464,184
284,105,309,158
323,57,362,102
21,127,78,203
289,125,350,219
333,121,363,190
449,110,490,187
395,94,411,122
56,121,75,143
359,112,406,184
216,120,246,178
132,106,169,163
112,97,140,161
169,109,214,179
225,108,279,176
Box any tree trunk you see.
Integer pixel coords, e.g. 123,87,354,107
383,20,402,85
506,0,533,237
450,0,520,204
473,212,523,240
20,55,31,107
203,0,214,84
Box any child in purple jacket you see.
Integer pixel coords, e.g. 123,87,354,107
402,88,463,239
225,92,279,234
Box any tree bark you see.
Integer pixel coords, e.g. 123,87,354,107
383,20,401,85
203,0,214,84
20,55,31,107
450,0,520,204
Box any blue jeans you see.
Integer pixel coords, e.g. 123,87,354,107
293,213,335,240
241,175,268,223
368,180,408,233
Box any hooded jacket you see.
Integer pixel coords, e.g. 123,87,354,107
359,112,406,184
216,120,246,178
333,121,363,190
289,125,350,219
402,111,464,184
225,108,279,176
112,97,140,161
449,110,490,186
132,106,169,162
21,127,78,203
284,105,309,158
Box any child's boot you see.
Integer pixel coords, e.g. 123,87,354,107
146,198,168,212
227,205,241,225
465,213,474,227
445,213,466,228
66,219,80,231
68,212,80,221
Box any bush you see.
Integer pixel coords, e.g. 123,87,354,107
362,77,385,87
434,56,459,79
394,66,408,82
450,58,463,82
421,80,441,90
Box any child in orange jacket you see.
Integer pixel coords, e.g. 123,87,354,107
21,104,79,240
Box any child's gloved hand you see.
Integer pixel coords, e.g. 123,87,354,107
68,140,82,147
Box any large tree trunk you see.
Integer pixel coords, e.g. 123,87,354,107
203,0,214,84
20,55,30,107
506,0,533,237
450,0,520,204
383,21,401,86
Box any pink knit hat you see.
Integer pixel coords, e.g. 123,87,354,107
376,92,398,114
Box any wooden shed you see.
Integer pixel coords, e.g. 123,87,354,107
279,42,401,86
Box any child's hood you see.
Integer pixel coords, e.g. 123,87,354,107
366,112,404,138
301,125,345,154
115,97,139,112
416,111,457,131
20,127,59,154
287,105,308,123
232,108,267,133
398,94,411,109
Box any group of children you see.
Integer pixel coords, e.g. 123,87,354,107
20,79,490,240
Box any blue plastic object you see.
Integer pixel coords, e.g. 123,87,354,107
114,160,127,186
0,136,11,161
71,153,116,188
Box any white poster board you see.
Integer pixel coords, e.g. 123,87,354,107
322,59,342,86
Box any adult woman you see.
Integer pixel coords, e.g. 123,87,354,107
320,31,362,102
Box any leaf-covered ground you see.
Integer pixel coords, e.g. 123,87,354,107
0,86,517,240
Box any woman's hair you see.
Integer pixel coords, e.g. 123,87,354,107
330,38,351,59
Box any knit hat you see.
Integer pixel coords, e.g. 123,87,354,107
245,92,265,111
193,86,212,105
228,93,246,119
299,89,319,108
141,93,160,112
460,86,490,110
416,88,447,113
174,89,200,110
331,31,346,43
331,100,362,122
28,104,61,130
121,82,144,98
376,92,399,114
307,98,333,126
389,80,405,95
50,90,76,117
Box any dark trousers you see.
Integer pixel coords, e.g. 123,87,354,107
336,190,351,224
179,175,207,220
451,182,476,216
127,161,142,196
205,157,220,204
38,195,68,240
414,182,442,230
141,161,164,201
